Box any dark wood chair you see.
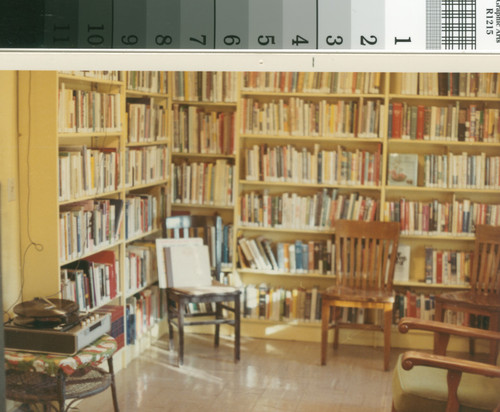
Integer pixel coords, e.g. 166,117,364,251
321,220,400,370
393,317,500,412
435,224,500,365
160,214,241,366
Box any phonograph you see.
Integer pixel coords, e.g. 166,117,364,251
4,297,111,355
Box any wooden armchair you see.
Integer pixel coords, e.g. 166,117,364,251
159,215,241,366
392,317,500,412
435,224,500,364
321,220,400,370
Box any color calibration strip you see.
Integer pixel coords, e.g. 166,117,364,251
2,0,500,51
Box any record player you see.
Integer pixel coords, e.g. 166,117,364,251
4,297,111,355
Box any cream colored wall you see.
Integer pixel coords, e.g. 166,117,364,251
0,71,22,317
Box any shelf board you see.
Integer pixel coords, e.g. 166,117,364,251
388,138,500,148
394,281,470,290
239,179,381,191
126,89,168,98
240,90,385,99
125,228,162,243
125,179,169,191
59,189,123,206
171,152,236,160
236,225,335,235
172,100,236,107
58,131,122,138
171,202,234,210
238,268,334,279
240,134,383,144
389,93,500,102
126,140,169,147
400,233,475,241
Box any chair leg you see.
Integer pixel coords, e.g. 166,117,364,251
384,307,392,371
107,358,120,412
333,308,340,351
488,313,499,364
214,302,221,348
57,370,66,412
321,301,330,365
178,299,185,366
166,293,175,352
234,295,241,362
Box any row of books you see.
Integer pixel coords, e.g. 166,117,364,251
59,199,124,262
391,72,500,98
60,71,122,82
125,243,157,296
243,284,322,322
171,160,235,206
58,146,119,202
58,84,121,133
393,292,435,324
239,190,379,230
242,72,382,95
389,101,500,142
442,310,490,330
172,71,238,103
127,71,168,94
237,235,333,275
124,194,159,240
60,250,119,311
383,197,500,235
423,152,500,189
171,104,236,155
424,247,472,285
123,145,168,188
240,97,384,138
126,285,164,345
127,98,168,143
243,143,381,186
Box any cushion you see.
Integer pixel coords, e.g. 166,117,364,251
392,353,500,412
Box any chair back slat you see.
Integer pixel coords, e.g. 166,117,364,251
334,220,400,291
472,225,500,295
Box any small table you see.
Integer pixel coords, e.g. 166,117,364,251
4,334,119,412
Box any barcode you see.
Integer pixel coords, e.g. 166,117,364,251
426,0,476,50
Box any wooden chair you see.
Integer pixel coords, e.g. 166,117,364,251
321,220,400,370
160,215,241,366
392,317,500,412
435,224,500,365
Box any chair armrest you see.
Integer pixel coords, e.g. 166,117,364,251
401,350,500,378
398,317,500,342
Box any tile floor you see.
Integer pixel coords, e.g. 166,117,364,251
75,334,402,412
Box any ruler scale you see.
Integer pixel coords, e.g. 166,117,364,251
1,0,500,52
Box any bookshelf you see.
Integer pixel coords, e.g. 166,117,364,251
170,71,238,279
17,70,500,353
17,71,170,366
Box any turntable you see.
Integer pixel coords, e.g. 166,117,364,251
4,297,111,355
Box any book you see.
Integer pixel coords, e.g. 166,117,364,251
387,153,418,186
155,237,203,288
164,244,211,288
393,244,411,283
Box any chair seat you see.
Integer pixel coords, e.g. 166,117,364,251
436,291,500,311
324,286,395,304
392,353,500,412
171,285,240,297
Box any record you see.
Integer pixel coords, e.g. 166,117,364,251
13,297,78,320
